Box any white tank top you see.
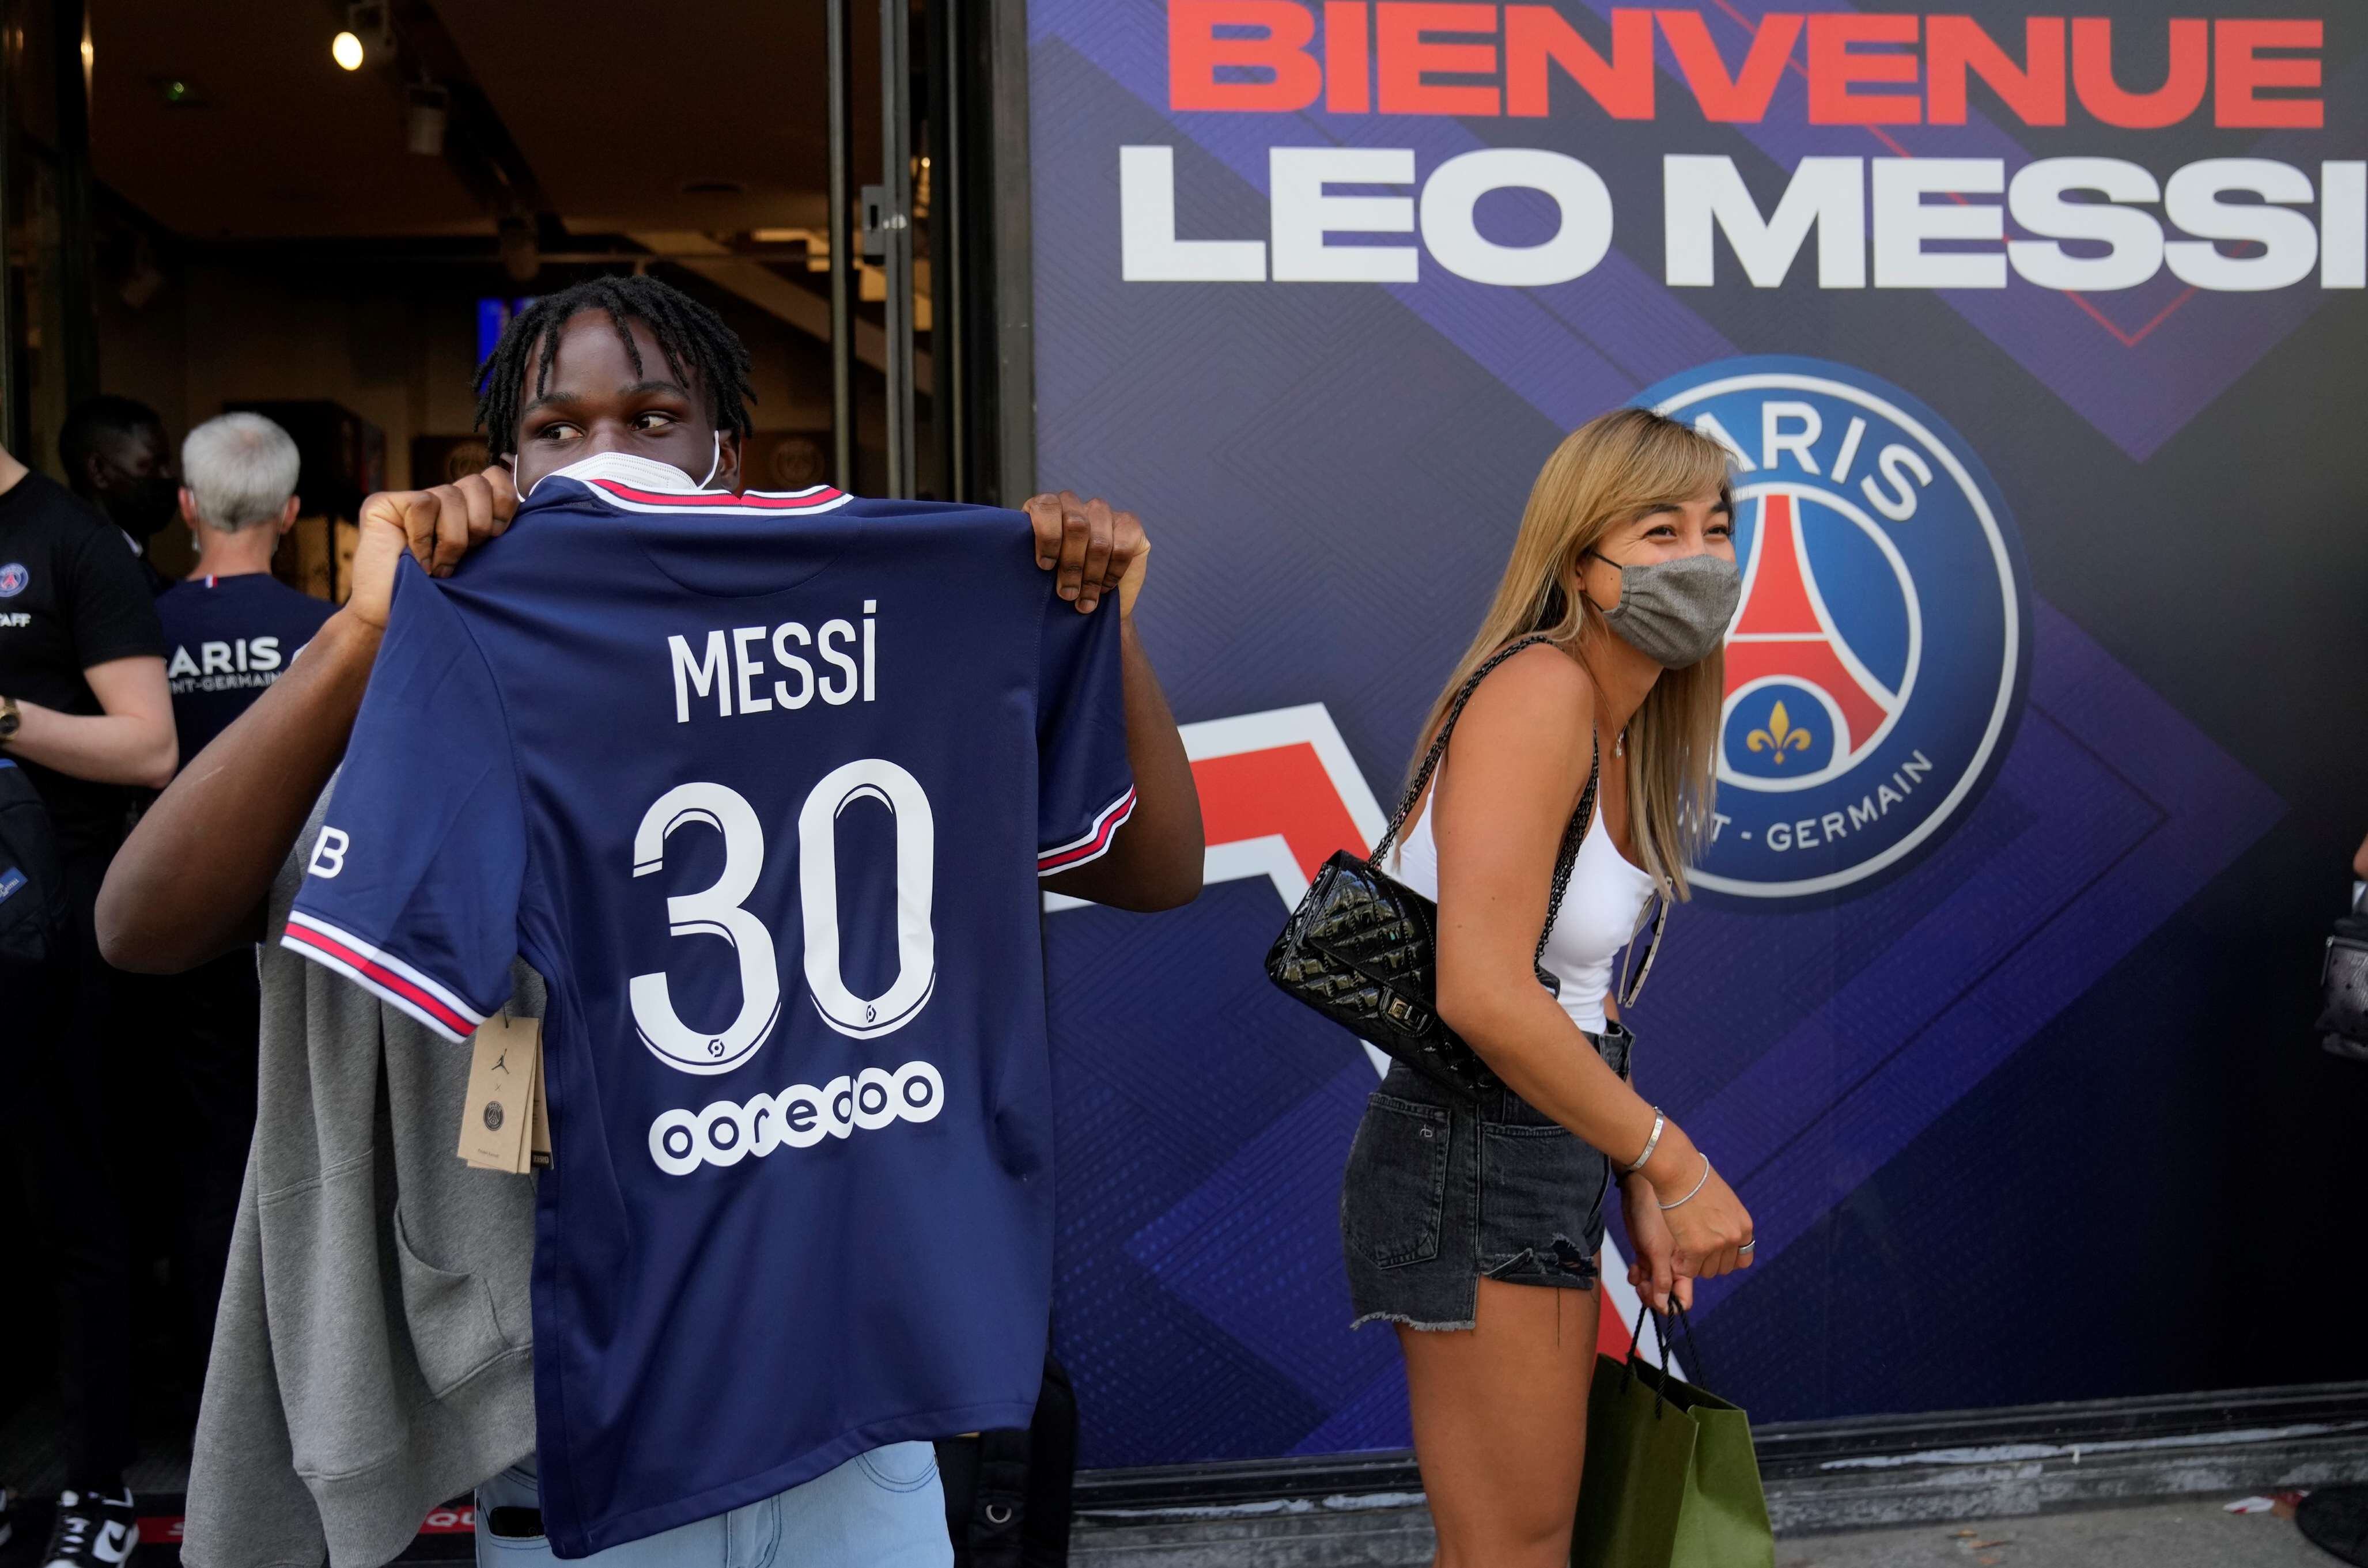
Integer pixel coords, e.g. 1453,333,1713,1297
1390,762,1656,1036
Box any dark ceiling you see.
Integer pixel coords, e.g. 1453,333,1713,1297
90,0,849,241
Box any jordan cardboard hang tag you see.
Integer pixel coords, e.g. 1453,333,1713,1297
459,1014,539,1173
459,1015,536,1172
529,1035,552,1171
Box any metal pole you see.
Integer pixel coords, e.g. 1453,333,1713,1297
52,0,96,410
880,0,915,498
826,0,854,490
986,0,1034,503
0,5,17,455
934,0,966,500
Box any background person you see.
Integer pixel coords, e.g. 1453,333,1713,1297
0,432,175,1567
141,412,333,1395
61,395,180,597
1337,408,1756,1568
105,461,543,1568
157,413,330,757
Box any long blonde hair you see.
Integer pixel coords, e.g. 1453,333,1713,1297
1411,407,1733,899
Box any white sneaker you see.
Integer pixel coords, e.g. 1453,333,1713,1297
41,1489,139,1568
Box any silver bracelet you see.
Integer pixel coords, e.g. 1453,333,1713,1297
1624,1108,1666,1175
1657,1153,1712,1211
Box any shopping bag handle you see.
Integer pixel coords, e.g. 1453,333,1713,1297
1627,1298,1709,1419
1626,1301,1673,1418
1664,1298,1708,1384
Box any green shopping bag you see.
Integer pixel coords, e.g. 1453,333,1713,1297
1571,1302,1774,1568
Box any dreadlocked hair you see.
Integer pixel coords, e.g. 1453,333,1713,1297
472,273,756,452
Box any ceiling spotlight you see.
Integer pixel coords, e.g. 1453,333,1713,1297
335,2,388,71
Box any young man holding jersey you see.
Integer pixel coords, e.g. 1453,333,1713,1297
101,275,1201,1566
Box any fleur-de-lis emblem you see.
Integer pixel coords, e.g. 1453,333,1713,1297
1746,700,1813,764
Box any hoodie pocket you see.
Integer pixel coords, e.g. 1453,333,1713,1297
391,1205,516,1396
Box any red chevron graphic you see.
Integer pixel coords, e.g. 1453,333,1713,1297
1725,491,1895,760
1196,745,1369,881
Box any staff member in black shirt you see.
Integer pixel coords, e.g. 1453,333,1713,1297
0,433,175,1562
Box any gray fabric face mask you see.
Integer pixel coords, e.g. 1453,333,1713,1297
1585,551,1742,668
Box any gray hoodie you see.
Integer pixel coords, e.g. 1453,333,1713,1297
183,786,540,1568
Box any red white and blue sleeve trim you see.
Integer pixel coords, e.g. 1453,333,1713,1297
280,912,488,1043
584,480,855,518
1038,786,1137,877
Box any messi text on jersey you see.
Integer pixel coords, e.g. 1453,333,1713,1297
668,600,878,724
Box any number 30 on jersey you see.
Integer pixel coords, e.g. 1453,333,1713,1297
627,759,936,1076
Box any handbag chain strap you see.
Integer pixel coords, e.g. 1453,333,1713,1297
1370,635,1598,967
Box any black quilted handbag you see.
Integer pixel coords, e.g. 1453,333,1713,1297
1266,635,1622,1098
2319,892,2368,1062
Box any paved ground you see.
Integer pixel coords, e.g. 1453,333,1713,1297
6,1395,2355,1568
0,1393,191,1499
1779,1497,2340,1568
1070,1491,2355,1566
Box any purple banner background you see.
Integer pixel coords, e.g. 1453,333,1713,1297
1030,0,2359,1465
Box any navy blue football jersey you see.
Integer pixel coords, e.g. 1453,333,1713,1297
283,453,1133,1556
156,572,335,762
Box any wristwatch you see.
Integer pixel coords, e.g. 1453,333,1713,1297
0,694,18,743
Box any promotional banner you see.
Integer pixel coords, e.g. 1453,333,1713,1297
1030,1,2368,1467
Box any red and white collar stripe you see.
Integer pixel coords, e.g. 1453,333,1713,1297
586,478,852,516
531,450,853,518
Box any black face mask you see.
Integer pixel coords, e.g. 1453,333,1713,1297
103,471,180,541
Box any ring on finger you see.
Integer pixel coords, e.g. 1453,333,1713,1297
1739,1240,1756,1252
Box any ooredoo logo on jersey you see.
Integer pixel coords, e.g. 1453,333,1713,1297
1637,357,2032,904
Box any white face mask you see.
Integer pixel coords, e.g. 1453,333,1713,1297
530,437,722,499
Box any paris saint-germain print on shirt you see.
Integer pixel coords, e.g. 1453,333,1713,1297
284,452,1134,1556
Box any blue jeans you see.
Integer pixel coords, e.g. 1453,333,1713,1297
474,1444,950,1568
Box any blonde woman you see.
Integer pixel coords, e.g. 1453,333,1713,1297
1339,408,1757,1567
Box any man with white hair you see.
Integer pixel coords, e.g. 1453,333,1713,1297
131,414,334,1469
156,413,332,762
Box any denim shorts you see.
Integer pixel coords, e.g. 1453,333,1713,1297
1340,1024,1633,1332
474,1443,949,1568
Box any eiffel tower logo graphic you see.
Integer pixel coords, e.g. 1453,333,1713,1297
1722,490,1913,787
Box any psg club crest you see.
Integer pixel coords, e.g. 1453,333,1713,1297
0,562,25,597
1638,357,2032,904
